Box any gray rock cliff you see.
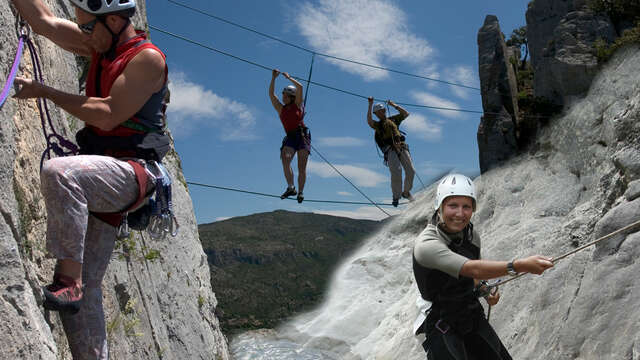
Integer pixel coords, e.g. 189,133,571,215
526,0,616,105
477,15,520,174
0,1,230,359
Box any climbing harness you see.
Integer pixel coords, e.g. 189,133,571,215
14,20,80,168
110,161,178,240
0,21,28,109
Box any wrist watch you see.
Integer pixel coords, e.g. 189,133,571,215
506,261,518,276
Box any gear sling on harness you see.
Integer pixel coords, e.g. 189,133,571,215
413,219,512,360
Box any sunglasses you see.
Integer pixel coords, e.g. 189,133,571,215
77,17,102,35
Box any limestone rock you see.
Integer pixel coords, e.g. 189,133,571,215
0,1,229,359
477,15,520,173
526,0,616,104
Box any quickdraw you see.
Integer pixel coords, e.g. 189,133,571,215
146,161,179,239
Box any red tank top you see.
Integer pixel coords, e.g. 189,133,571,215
85,32,168,137
279,103,305,133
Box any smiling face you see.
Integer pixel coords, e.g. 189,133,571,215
440,195,474,233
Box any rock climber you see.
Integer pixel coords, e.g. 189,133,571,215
367,96,415,207
12,0,169,357
268,68,310,203
413,174,554,359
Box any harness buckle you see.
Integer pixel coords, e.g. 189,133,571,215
435,319,450,334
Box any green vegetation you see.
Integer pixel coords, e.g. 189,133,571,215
589,0,640,62
506,26,528,70
594,25,640,62
114,232,162,263
198,210,382,334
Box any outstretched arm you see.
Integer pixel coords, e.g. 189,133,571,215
269,69,283,114
11,0,91,56
460,255,554,280
367,97,376,129
282,72,303,107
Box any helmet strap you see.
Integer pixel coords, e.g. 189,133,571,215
102,16,131,60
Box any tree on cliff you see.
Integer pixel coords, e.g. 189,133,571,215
506,26,528,70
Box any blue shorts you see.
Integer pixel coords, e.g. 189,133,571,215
281,127,311,153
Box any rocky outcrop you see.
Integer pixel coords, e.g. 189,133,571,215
477,15,520,173
526,0,616,105
0,1,229,359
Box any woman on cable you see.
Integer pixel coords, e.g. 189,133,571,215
268,69,310,203
413,174,554,359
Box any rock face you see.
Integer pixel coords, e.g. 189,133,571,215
0,1,229,359
526,0,616,105
477,15,520,173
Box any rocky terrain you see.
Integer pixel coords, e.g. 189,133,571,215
0,1,229,359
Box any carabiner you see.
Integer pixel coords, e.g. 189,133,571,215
116,215,130,240
170,215,179,237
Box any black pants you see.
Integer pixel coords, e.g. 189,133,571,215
422,320,512,360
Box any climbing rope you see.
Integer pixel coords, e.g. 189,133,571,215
0,23,27,109
187,181,407,207
14,21,78,168
487,218,640,290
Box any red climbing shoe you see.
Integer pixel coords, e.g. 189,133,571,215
42,274,83,314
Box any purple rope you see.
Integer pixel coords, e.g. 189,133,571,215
0,35,25,109
23,37,78,168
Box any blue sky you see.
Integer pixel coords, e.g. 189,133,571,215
146,0,530,223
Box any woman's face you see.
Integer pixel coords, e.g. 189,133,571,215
440,196,474,233
282,92,292,104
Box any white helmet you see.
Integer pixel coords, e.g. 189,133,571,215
70,0,136,15
372,103,385,113
435,174,476,211
283,85,297,96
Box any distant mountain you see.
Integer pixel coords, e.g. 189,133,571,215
198,210,383,333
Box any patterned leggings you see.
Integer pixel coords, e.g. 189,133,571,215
41,155,153,359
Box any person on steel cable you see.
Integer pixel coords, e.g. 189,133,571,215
12,0,169,358
413,174,554,359
268,68,310,203
367,96,416,207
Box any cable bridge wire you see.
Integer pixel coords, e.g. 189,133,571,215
159,2,553,119
186,181,408,207
149,25,518,117
166,0,481,91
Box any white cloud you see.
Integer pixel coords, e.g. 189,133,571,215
402,114,442,141
166,72,257,140
316,136,367,147
296,0,434,81
314,206,400,221
337,191,353,196
409,91,465,119
307,160,387,188
443,65,478,99
215,216,231,222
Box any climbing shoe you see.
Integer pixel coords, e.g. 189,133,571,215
392,198,399,207
402,191,415,202
297,192,304,203
280,187,297,199
42,274,83,314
